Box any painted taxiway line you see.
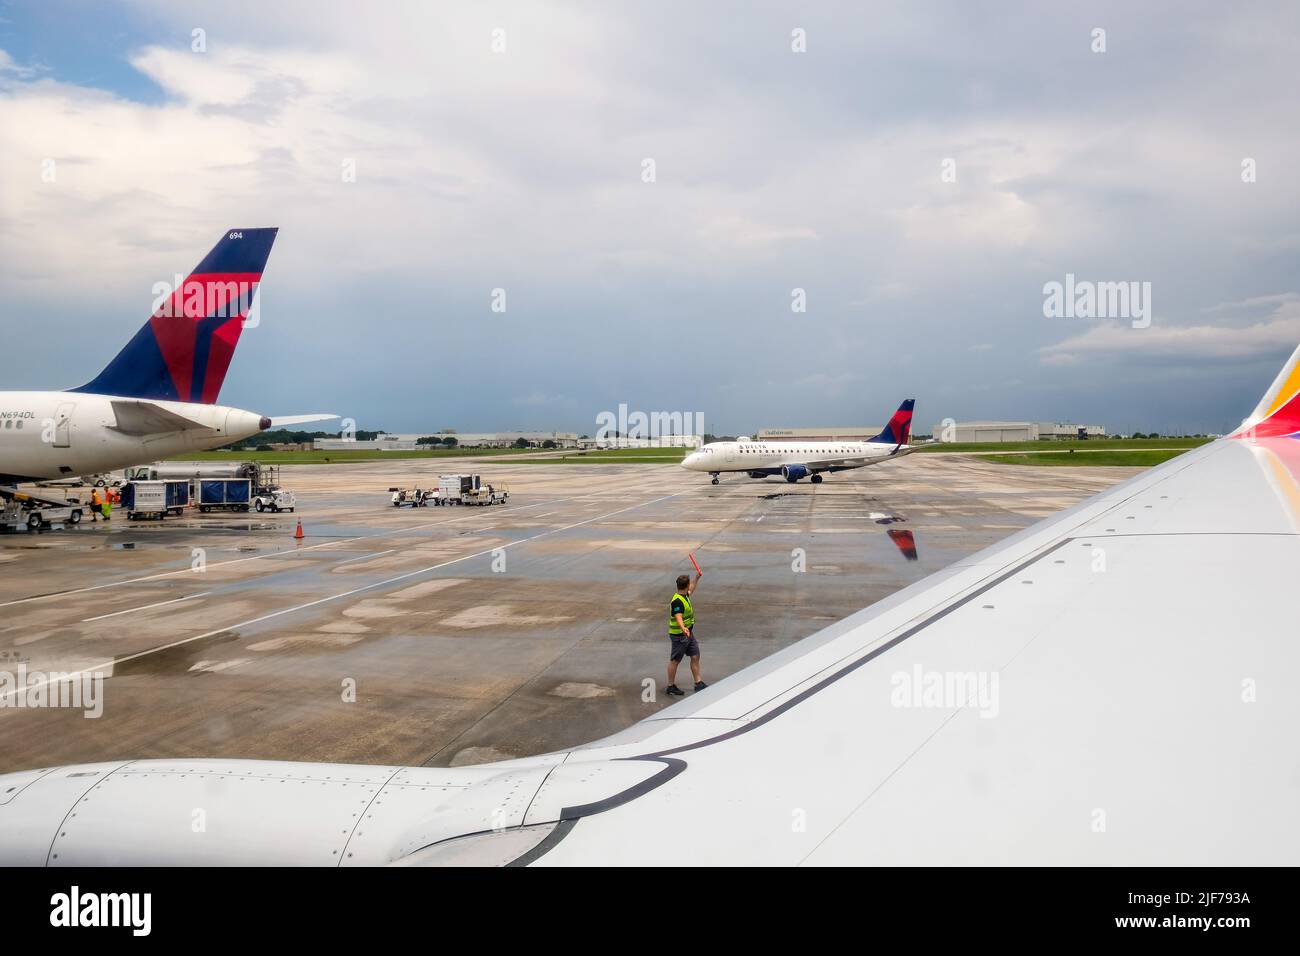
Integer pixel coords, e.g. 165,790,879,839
81,592,212,623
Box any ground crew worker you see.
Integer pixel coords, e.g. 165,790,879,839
101,487,112,521
88,486,101,522
666,570,707,697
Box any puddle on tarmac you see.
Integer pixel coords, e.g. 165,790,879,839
111,630,241,677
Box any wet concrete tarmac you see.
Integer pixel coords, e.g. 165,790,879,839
0,455,1139,771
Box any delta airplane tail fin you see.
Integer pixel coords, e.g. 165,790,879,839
868,399,915,445
73,228,278,404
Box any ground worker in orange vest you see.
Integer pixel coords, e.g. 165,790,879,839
88,486,101,522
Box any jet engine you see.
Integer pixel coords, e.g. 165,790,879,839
781,464,809,482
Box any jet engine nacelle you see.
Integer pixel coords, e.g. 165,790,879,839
781,464,809,482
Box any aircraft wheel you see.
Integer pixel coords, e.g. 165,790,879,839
811,474,823,484
711,477,719,485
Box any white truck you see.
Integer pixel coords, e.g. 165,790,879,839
253,489,296,513
431,474,508,506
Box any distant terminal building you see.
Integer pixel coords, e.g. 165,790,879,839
313,431,580,451
758,426,883,442
579,435,702,450
932,421,1107,443
1037,422,1107,440
444,432,581,448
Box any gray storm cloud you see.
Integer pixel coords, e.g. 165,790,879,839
1,1,1296,435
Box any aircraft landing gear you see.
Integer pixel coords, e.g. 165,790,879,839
811,474,823,484
710,473,720,485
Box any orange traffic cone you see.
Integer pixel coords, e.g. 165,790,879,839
294,520,304,540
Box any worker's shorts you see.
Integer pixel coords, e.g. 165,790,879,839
669,631,699,662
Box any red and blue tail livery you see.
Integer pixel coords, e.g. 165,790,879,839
868,399,915,445
73,228,278,404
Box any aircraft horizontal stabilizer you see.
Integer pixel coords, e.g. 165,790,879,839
268,414,339,428
109,400,214,436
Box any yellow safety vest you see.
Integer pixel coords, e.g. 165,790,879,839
668,591,694,635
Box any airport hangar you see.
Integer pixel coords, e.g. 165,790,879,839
757,426,883,441
930,421,1108,442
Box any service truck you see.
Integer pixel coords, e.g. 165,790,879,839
132,462,295,517
253,489,296,513
121,480,190,520
0,487,84,532
128,461,259,482
432,474,508,506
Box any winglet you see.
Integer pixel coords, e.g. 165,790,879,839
1230,343,1300,438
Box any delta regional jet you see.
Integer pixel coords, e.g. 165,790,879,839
682,399,916,484
0,228,332,486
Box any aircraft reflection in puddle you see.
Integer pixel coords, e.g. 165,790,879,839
887,528,918,561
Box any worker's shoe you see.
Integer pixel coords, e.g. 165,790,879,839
665,684,685,697
694,681,709,692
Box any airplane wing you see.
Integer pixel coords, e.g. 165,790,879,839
527,435,1300,865
268,414,339,428
814,443,916,470
108,400,214,436
5,353,1300,865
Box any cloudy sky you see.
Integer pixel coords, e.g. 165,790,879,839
1,1,1297,435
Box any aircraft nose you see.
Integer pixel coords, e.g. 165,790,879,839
682,452,699,470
